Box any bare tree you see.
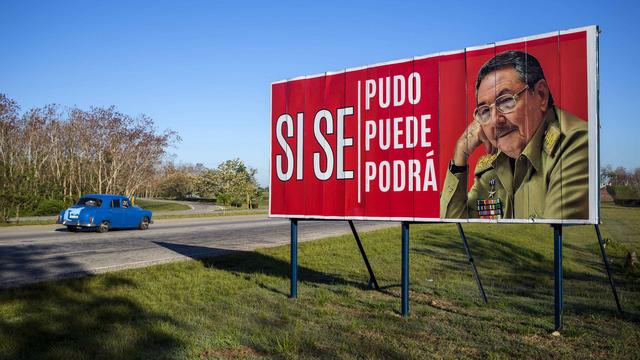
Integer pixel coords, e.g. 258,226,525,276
0,94,179,220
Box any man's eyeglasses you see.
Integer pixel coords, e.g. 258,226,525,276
474,85,529,123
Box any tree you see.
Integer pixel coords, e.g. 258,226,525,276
195,169,220,199
208,158,259,207
155,172,197,199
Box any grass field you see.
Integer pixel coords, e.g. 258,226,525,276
0,204,638,359
0,219,56,227
153,210,267,220
135,199,192,212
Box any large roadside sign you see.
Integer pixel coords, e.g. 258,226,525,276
270,26,599,224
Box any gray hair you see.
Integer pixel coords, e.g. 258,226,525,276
476,50,554,108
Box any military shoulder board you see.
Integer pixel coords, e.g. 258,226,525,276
544,124,562,156
474,153,498,176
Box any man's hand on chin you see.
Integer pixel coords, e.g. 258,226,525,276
453,119,495,167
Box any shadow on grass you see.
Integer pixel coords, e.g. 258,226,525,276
412,225,634,319
153,241,371,296
0,240,204,358
414,229,547,296
0,276,185,359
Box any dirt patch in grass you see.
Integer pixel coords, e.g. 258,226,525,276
409,291,461,313
520,333,558,346
200,346,261,359
356,328,385,342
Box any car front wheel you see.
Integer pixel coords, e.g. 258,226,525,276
139,217,150,230
97,220,110,233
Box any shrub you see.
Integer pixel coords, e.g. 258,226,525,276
610,185,638,200
608,185,640,206
32,199,69,216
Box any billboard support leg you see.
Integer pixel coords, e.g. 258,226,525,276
594,224,623,313
553,224,563,331
348,220,380,290
456,223,488,304
401,222,410,317
290,219,298,299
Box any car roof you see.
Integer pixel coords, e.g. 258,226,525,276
82,194,128,200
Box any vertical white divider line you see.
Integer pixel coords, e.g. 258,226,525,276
358,80,362,203
297,113,303,180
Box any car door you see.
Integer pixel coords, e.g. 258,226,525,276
109,199,124,228
120,198,138,228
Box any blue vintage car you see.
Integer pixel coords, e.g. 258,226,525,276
57,194,153,233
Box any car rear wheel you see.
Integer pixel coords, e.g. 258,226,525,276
139,217,150,230
67,226,79,232
97,220,110,233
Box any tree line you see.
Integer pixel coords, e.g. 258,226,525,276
601,165,640,205
152,159,264,208
0,93,263,220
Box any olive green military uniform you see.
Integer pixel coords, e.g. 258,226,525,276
440,107,589,220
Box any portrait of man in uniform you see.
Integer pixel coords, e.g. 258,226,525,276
440,50,589,220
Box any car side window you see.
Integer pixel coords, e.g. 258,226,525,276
111,199,120,208
122,199,129,208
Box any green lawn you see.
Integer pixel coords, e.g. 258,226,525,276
0,204,638,359
153,210,267,220
0,219,56,227
135,199,192,212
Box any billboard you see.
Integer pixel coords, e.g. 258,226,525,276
270,26,599,224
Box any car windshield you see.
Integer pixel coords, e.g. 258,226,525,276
76,197,102,207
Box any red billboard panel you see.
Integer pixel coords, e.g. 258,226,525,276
270,26,599,224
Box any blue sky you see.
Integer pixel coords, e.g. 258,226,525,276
1,1,638,185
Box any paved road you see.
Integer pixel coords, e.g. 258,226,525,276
6,199,255,222
0,215,395,288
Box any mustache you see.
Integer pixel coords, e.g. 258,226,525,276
494,124,518,139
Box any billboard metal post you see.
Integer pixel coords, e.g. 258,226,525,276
401,222,410,317
553,224,563,331
594,224,623,313
456,224,488,304
290,219,298,299
348,220,380,290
